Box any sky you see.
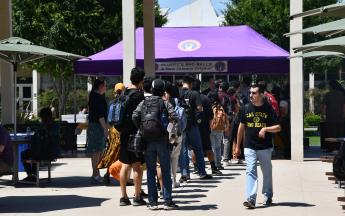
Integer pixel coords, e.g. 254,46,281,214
158,0,228,15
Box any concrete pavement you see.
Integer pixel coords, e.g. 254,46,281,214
0,156,343,216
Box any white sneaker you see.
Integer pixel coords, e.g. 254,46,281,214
223,160,231,166
231,159,239,164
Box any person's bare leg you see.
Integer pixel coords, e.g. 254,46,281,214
206,150,215,162
132,162,143,198
120,164,132,198
91,152,102,177
157,166,163,190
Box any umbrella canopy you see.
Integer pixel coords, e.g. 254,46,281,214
0,37,84,134
293,36,345,54
291,51,345,58
285,18,345,37
75,26,289,76
290,2,345,20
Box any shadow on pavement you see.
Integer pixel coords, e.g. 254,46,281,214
183,184,217,188
173,194,207,199
173,188,209,193
0,195,109,213
177,204,218,210
255,202,316,209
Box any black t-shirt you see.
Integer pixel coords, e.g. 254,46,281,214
238,102,278,150
123,88,145,135
88,91,108,123
180,88,202,126
199,94,213,129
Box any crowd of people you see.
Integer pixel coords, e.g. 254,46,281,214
85,67,288,210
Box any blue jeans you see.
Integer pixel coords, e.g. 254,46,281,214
210,131,223,167
180,126,207,176
145,139,172,204
244,148,273,204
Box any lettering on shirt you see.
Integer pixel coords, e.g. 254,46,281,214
246,112,268,128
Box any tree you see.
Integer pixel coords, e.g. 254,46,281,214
13,0,167,117
222,0,342,78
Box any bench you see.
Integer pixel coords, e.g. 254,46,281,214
21,159,54,187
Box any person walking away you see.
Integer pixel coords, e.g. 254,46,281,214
132,79,179,210
118,68,146,206
236,82,281,209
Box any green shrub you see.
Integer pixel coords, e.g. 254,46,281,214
304,113,321,127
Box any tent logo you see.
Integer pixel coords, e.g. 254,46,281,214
178,40,201,52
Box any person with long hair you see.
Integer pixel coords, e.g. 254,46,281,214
87,79,108,183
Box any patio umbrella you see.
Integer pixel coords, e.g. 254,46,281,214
293,36,345,54
290,2,345,20
0,37,84,135
285,18,345,37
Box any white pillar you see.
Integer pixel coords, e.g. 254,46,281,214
290,0,304,161
87,76,92,92
0,0,14,125
122,0,136,86
143,0,155,77
32,69,40,117
309,73,314,113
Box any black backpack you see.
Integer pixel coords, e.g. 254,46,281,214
111,90,136,131
333,144,345,180
140,96,168,141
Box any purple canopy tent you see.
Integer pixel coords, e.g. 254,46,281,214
74,26,289,76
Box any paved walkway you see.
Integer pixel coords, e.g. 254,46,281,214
0,155,343,216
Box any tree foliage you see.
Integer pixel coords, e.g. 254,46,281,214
13,0,167,116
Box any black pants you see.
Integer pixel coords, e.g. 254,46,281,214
21,149,36,176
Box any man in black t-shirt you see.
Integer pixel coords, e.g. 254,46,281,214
119,68,146,207
236,83,281,209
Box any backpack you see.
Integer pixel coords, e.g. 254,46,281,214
174,98,187,133
108,90,136,130
333,144,345,180
221,94,234,122
140,96,168,141
210,104,227,131
180,92,194,127
30,125,58,160
264,92,280,117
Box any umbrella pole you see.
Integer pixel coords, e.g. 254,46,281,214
13,63,17,136
73,74,77,123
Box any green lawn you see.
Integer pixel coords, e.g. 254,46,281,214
307,136,320,146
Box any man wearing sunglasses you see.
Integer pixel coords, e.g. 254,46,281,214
236,82,281,209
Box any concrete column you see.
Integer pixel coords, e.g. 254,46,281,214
122,0,136,86
309,73,314,114
32,70,40,117
143,0,155,77
290,0,304,161
0,0,14,125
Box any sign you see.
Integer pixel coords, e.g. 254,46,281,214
155,61,228,73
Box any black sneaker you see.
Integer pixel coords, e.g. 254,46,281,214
22,175,36,182
132,197,147,206
179,176,188,183
200,174,213,179
147,202,159,210
212,169,223,176
119,197,131,206
243,200,255,209
217,166,225,170
164,201,178,210
140,189,148,198
263,198,272,206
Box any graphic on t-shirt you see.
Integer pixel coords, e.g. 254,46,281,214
246,112,267,128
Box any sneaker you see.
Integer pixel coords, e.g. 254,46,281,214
192,169,199,175
164,201,178,210
119,197,131,206
173,181,180,188
263,198,272,206
140,189,148,198
179,176,188,183
231,159,239,164
243,200,255,209
103,173,110,185
91,175,103,183
200,174,213,179
212,169,223,176
238,159,245,164
147,202,159,210
159,191,164,199
22,175,36,182
223,160,231,166
217,166,225,170
132,197,147,206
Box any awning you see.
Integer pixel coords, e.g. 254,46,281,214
285,18,345,37
290,3,345,20
291,51,345,58
293,36,345,54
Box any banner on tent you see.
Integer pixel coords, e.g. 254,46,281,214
155,61,228,73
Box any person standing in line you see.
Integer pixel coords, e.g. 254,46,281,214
118,68,146,206
87,79,108,183
236,82,281,209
